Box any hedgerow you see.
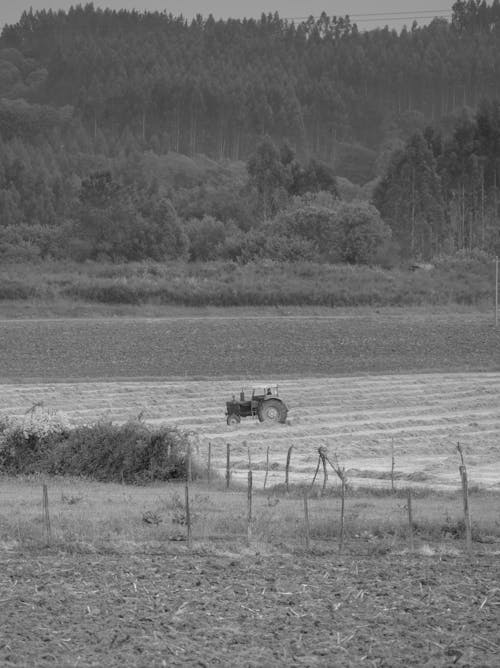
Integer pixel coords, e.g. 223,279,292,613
0,408,198,483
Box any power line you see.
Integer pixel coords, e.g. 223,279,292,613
284,9,451,23
285,8,450,19
353,14,450,23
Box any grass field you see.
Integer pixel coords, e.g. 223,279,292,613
1,308,499,666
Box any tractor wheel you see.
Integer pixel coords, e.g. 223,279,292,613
258,399,287,424
227,414,241,426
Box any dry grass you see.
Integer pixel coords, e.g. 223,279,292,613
1,476,499,555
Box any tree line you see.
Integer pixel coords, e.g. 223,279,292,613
0,2,499,262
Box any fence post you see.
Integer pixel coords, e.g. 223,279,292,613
457,443,472,553
246,441,252,470
263,445,270,490
319,447,328,495
495,255,498,327
339,474,346,554
391,438,395,494
207,441,212,485
42,483,51,546
407,488,414,553
185,444,192,549
247,471,253,546
303,489,310,551
285,445,293,493
310,455,321,490
226,443,231,489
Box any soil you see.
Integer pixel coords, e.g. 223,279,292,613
0,311,498,381
1,548,499,667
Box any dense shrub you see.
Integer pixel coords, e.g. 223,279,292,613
0,408,70,473
0,409,199,482
51,421,195,482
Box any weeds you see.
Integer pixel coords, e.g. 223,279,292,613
0,254,497,308
0,477,499,554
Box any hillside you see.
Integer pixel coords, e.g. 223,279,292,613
0,2,499,266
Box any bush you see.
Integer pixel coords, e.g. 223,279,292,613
51,421,195,482
0,409,198,483
0,408,70,474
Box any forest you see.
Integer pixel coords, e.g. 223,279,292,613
0,0,499,266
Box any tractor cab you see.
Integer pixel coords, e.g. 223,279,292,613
252,385,278,399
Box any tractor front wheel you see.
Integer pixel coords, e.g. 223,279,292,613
258,399,287,424
227,414,241,426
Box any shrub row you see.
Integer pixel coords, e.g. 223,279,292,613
0,414,199,483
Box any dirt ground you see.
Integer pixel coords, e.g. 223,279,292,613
1,547,499,667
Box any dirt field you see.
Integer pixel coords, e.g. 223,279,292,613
1,549,499,667
0,310,498,380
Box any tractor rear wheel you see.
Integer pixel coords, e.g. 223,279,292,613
258,398,287,424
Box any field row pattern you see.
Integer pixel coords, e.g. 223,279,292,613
1,372,499,489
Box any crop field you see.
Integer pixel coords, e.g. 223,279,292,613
1,310,500,666
2,372,500,491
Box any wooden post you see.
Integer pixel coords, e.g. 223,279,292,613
247,471,253,545
339,474,346,554
263,445,270,489
185,445,192,549
303,489,310,551
457,443,472,553
407,488,414,553
246,441,252,470
391,438,395,494
323,451,348,553
285,445,293,493
319,447,328,495
207,441,212,485
495,255,498,327
42,483,51,546
226,443,231,489
187,442,192,484
310,455,321,490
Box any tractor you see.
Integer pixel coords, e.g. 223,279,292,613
225,385,288,425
